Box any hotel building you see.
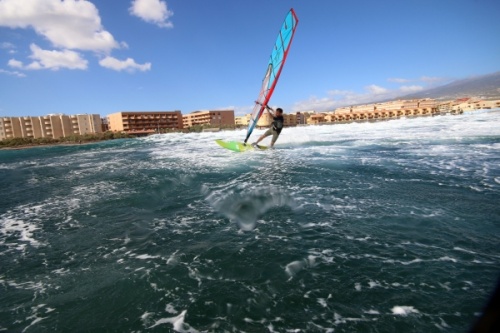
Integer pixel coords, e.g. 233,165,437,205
0,114,102,140
235,114,250,127
182,110,235,129
107,111,184,133
256,112,297,128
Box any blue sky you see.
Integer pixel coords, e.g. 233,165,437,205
1,0,499,117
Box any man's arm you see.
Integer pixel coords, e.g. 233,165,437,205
256,101,275,116
265,105,276,117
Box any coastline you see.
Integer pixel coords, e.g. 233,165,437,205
0,140,107,151
0,132,132,151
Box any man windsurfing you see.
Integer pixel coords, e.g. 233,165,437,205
252,105,284,148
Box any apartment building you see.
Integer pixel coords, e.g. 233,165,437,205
107,111,183,133
296,111,315,125
451,98,500,112
307,113,327,125
0,114,102,140
182,110,235,129
235,114,251,127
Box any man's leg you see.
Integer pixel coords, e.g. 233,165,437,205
255,133,266,144
255,129,271,144
269,131,279,148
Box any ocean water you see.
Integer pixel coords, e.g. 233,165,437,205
1,110,499,333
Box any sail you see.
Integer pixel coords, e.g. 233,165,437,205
244,8,299,143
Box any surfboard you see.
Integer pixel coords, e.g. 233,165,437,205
215,139,267,152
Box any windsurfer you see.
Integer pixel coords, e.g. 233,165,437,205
253,107,284,148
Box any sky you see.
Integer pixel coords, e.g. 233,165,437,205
1,0,499,117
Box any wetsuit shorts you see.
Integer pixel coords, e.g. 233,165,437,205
263,128,280,144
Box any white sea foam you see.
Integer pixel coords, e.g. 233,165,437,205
453,247,477,254
318,298,328,307
165,303,178,314
364,309,380,315
0,217,43,250
368,280,382,288
401,258,423,265
437,256,457,263
0,177,131,253
391,306,420,316
135,254,160,260
149,310,199,332
141,311,153,320
285,255,316,278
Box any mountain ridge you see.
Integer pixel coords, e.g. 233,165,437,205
399,71,500,100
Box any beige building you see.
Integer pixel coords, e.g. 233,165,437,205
257,112,273,127
182,110,235,129
307,113,327,125
450,98,500,112
235,114,251,127
329,98,442,122
0,114,102,140
296,111,315,125
244,110,296,128
107,111,183,133
235,109,298,130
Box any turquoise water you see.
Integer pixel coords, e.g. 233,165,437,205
1,111,500,332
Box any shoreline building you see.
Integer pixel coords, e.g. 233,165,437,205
330,99,440,122
107,111,183,133
235,114,251,128
182,110,235,129
0,114,102,140
257,112,297,128
236,110,298,129
447,98,500,113
302,97,498,124
296,111,315,125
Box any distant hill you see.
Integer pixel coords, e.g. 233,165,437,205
400,71,500,100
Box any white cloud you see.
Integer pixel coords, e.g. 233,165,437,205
292,83,426,112
23,44,88,70
400,85,424,93
327,89,353,96
1,42,17,54
366,84,388,95
0,0,120,53
99,56,151,72
1,42,13,48
129,0,174,28
388,77,411,83
420,76,445,83
1,42,15,49
7,44,88,71
8,59,23,69
0,68,26,78
0,0,152,74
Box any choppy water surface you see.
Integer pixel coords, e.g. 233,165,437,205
1,111,500,332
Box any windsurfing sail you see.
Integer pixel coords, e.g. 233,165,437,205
243,8,299,144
